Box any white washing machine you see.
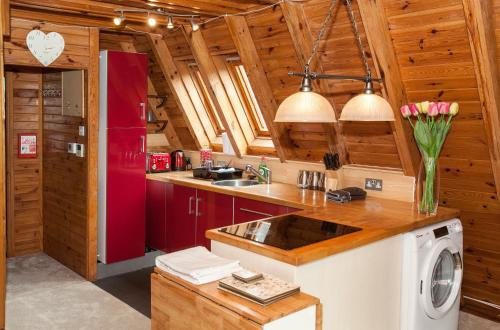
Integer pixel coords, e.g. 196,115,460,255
400,218,463,330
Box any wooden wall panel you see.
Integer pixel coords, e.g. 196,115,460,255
42,72,89,277
0,1,6,324
6,71,43,257
382,0,500,320
4,19,90,69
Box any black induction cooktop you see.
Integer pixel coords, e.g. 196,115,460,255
218,214,362,250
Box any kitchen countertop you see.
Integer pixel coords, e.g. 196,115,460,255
147,171,460,266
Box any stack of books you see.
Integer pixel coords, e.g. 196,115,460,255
218,271,300,306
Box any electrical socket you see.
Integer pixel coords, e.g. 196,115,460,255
79,125,85,136
365,178,383,191
76,144,85,158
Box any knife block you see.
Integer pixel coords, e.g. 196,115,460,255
325,168,344,191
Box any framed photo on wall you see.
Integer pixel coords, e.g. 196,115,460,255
18,133,37,158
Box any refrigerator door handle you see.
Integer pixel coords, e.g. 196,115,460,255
140,136,145,153
140,102,146,121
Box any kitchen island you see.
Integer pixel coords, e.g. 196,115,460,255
147,171,460,329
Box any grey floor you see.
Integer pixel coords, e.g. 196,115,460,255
94,266,154,318
6,253,150,330
4,252,499,330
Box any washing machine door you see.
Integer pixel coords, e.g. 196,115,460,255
421,238,462,319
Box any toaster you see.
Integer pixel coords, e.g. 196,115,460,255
147,153,171,173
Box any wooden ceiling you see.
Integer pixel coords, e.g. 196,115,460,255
11,0,278,19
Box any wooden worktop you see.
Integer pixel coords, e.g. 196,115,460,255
147,171,460,266
153,267,320,326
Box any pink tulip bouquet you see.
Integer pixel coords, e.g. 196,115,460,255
400,101,459,215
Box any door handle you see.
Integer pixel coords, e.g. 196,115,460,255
196,197,201,217
188,196,195,215
239,208,273,218
140,102,146,121
140,136,145,153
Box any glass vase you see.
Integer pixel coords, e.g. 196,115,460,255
416,157,440,215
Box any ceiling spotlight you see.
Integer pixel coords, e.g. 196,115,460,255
113,13,125,26
147,16,157,27
166,16,174,29
191,17,199,31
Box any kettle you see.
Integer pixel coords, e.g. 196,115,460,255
170,150,186,171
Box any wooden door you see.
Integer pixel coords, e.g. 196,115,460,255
195,190,233,249
166,184,196,252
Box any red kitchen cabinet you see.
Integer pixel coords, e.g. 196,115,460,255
233,197,290,224
146,180,167,251
195,190,233,249
165,184,197,252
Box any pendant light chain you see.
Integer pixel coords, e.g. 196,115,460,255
345,0,371,77
306,0,338,67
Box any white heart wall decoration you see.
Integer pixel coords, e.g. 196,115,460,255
26,30,65,67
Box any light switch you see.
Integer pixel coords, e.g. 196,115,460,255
68,143,77,154
79,125,85,136
76,144,85,158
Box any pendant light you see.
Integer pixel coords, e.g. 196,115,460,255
275,0,394,123
339,0,394,121
275,0,338,123
275,65,336,122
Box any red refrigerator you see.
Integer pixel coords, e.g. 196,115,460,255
98,50,148,264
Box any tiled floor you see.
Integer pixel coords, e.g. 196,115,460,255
6,253,150,330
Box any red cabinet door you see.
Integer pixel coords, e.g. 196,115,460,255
233,197,290,224
106,51,148,129
165,184,197,252
146,180,167,251
195,190,233,249
106,127,146,263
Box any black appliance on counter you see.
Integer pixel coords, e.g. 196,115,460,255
219,214,362,250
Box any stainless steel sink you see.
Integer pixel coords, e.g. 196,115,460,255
212,179,260,187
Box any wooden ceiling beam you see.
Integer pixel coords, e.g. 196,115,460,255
146,33,210,149
184,25,247,157
356,0,420,177
225,15,293,162
119,40,183,150
280,1,349,165
462,0,500,199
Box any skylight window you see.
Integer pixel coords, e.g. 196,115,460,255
189,65,225,136
229,63,270,137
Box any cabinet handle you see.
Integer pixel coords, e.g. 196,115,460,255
239,208,273,218
196,197,201,217
188,196,195,215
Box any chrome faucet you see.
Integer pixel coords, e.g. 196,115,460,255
245,164,272,184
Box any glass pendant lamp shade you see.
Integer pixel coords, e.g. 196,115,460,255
275,91,337,123
340,93,395,121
